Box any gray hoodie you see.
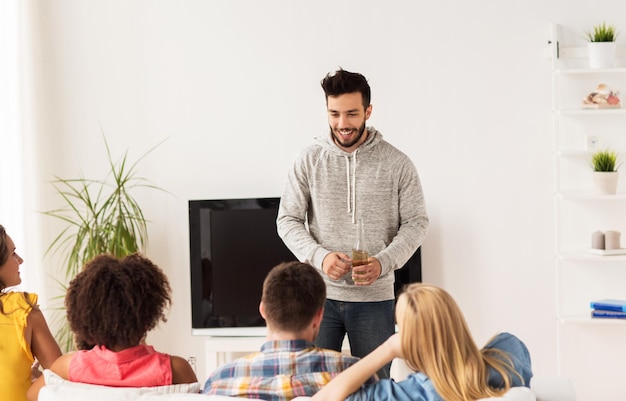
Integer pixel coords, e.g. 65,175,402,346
277,127,429,302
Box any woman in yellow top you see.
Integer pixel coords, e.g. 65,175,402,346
0,224,61,401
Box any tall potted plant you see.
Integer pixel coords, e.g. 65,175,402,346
44,136,165,350
586,22,618,68
591,148,620,194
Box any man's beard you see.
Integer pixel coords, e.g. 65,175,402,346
330,121,367,149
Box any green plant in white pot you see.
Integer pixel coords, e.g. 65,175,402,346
591,149,620,194
586,22,618,68
44,136,165,351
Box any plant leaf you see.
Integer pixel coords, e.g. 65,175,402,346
41,135,167,351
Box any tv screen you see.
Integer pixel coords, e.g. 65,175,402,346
188,197,422,335
189,198,298,332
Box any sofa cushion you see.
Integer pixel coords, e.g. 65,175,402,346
478,387,536,401
39,370,312,401
38,370,538,401
40,370,212,401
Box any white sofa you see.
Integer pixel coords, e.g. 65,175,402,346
38,369,577,401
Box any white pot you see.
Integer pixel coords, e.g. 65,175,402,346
593,171,619,194
588,42,617,68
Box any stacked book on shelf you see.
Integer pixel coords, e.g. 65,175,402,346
590,299,626,319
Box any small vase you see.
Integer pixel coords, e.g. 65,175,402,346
588,42,617,68
592,171,619,194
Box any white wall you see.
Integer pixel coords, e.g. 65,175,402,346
17,0,626,397
0,0,27,283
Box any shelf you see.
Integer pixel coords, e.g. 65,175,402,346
557,150,626,157
556,150,590,157
554,67,626,75
559,314,626,324
550,25,626,395
557,191,626,200
558,251,626,263
555,108,626,116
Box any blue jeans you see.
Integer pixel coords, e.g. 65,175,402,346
314,299,395,379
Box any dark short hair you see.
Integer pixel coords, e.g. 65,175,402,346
261,261,325,332
65,253,172,350
321,68,371,109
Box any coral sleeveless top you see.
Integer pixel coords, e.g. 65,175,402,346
69,344,172,386
0,292,37,401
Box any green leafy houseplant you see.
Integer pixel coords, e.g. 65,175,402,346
586,22,618,42
44,136,165,350
591,149,620,172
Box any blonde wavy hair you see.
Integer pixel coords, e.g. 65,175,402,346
398,283,521,401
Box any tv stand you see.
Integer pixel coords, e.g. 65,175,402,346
204,332,351,376
205,335,268,376
193,326,267,337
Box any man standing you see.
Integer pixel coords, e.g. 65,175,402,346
203,261,375,400
276,69,429,378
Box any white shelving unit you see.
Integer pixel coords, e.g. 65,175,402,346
549,24,626,401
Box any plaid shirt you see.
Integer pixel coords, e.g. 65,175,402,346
202,339,376,401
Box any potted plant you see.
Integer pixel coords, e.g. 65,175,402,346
586,22,618,68
591,148,620,194
44,136,165,350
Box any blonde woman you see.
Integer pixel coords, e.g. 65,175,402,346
312,284,532,401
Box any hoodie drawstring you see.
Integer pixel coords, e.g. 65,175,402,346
352,152,357,224
344,153,357,224
344,154,351,215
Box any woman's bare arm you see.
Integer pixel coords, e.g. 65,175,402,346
170,355,198,384
312,333,403,401
27,353,72,401
28,308,62,369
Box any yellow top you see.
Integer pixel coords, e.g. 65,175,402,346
0,292,37,401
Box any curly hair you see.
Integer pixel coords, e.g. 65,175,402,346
321,68,371,109
261,261,325,332
65,253,172,350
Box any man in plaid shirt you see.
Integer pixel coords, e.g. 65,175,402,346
202,261,377,400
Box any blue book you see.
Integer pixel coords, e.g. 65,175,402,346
591,309,626,319
590,299,626,312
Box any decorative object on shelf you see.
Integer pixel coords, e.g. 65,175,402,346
589,230,625,255
589,248,626,256
590,299,626,318
43,135,166,351
605,230,622,250
586,134,600,150
591,230,605,249
591,309,626,318
590,148,620,194
582,83,621,109
585,22,618,68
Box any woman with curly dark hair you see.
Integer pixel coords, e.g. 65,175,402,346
28,253,197,399
0,224,61,401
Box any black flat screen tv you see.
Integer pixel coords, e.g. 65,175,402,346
188,197,421,336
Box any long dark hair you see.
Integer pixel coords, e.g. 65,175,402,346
0,224,35,315
0,224,9,274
